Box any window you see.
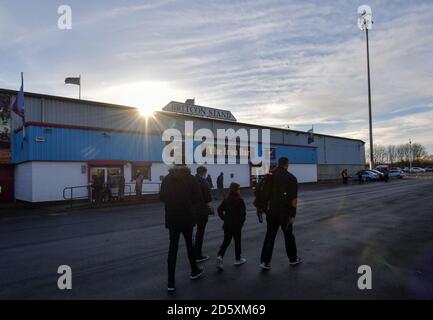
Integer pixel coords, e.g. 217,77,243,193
132,165,150,181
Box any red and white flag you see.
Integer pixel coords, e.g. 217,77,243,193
12,73,25,119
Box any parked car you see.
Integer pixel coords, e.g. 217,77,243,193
410,167,426,173
355,170,380,182
367,169,385,180
389,170,405,179
403,167,410,173
424,167,433,172
375,165,389,173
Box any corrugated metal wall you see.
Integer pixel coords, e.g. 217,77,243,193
11,94,365,166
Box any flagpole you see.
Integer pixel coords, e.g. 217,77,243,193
79,75,81,100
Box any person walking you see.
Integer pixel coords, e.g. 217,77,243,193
384,168,389,183
216,182,247,270
159,165,204,292
135,170,144,198
341,169,349,185
118,175,125,200
206,174,214,189
216,172,224,200
358,171,364,184
194,166,213,262
92,174,103,204
259,157,302,270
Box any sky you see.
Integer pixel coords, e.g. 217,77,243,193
1,0,433,152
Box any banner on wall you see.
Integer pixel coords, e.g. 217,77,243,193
0,94,12,163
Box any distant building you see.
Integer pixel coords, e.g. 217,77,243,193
1,89,365,203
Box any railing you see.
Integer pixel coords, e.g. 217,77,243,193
62,185,91,207
62,182,161,207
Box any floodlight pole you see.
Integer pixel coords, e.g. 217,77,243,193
365,27,374,169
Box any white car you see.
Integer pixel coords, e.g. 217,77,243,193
389,170,405,179
410,167,426,173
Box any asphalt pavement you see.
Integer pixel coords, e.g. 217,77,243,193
1,177,433,299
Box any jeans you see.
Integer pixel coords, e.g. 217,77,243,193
218,228,242,260
260,215,297,263
167,226,198,284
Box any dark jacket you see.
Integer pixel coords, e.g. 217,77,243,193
217,175,224,189
159,166,202,229
195,174,212,220
217,193,246,230
268,167,298,218
206,175,214,189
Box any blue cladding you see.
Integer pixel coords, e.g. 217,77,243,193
273,145,317,164
13,126,164,163
12,126,317,164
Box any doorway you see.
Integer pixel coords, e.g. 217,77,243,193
0,165,14,203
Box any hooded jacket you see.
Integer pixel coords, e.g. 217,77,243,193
195,174,212,220
159,166,202,229
217,193,246,230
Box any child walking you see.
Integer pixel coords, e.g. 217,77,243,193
216,182,247,270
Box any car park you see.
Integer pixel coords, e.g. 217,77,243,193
354,170,380,182
367,169,385,180
410,167,426,173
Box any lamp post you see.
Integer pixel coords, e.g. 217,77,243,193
409,139,412,171
358,5,374,169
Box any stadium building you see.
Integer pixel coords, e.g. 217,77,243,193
0,88,365,203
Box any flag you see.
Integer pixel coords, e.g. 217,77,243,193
307,126,314,144
12,73,25,119
65,77,80,85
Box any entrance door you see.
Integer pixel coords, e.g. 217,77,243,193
90,167,122,184
0,165,14,203
90,167,107,183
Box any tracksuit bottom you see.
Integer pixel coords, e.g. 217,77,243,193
218,228,242,260
194,217,208,258
167,226,198,284
260,215,297,264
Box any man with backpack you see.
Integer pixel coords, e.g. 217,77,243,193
254,157,302,270
159,165,205,292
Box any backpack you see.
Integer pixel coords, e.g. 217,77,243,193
253,173,273,213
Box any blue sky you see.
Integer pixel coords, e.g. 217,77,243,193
1,0,433,152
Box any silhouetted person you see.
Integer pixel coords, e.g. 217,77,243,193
135,170,144,198
217,172,224,199
260,157,302,269
194,166,213,262
358,171,364,184
341,169,349,185
216,183,247,270
206,174,214,189
159,165,204,292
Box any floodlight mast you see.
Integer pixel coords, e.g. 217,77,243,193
358,5,374,169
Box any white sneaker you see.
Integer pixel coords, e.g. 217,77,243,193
216,256,224,270
234,258,247,266
289,257,303,267
259,262,271,270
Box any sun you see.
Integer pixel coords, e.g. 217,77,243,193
137,107,155,118
92,81,187,115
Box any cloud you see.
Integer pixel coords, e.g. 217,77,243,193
1,0,433,152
